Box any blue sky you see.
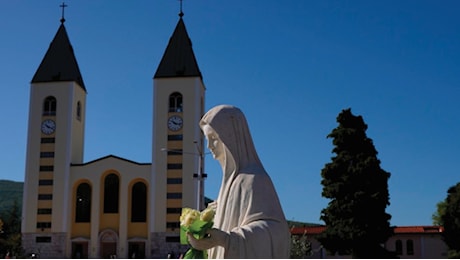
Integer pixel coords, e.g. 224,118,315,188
1,0,460,226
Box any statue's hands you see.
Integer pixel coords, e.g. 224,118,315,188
187,228,228,250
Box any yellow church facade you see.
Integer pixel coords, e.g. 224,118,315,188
21,11,205,259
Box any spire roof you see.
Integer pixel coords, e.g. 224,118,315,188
154,17,202,79
31,22,86,91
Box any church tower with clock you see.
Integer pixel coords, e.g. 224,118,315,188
21,7,205,259
22,15,87,254
151,9,206,246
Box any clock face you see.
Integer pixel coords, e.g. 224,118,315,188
41,119,56,135
168,115,183,131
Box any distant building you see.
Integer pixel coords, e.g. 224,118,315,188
291,225,448,258
21,9,205,259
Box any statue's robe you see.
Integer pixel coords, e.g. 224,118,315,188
200,105,290,259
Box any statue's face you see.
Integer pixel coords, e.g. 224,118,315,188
202,124,224,160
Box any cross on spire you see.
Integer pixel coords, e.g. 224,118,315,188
60,2,67,23
179,0,184,18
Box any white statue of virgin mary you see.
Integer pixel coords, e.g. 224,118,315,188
187,104,290,258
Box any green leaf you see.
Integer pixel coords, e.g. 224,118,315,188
180,220,214,245
189,220,213,236
180,225,189,245
183,248,207,259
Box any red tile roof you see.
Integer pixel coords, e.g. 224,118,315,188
291,226,326,235
290,225,444,235
393,226,444,234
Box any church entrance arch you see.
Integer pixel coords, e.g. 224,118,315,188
99,229,118,258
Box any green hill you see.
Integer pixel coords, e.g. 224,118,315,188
287,220,322,227
0,180,23,216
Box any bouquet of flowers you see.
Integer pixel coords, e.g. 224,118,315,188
180,206,216,259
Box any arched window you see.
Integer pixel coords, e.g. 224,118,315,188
75,183,91,222
76,101,81,121
43,96,57,116
131,182,147,222
104,174,119,213
395,239,403,255
169,92,183,112
406,239,414,255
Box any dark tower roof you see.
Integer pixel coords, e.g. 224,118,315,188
31,23,86,92
154,17,202,79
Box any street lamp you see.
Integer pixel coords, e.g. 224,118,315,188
161,142,208,210
193,141,208,210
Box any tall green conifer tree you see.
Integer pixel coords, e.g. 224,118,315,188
318,108,393,258
437,182,460,258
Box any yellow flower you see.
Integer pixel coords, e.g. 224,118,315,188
200,207,215,222
180,206,216,257
180,208,200,227
180,208,192,222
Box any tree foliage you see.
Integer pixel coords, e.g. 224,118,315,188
432,200,447,226
290,232,312,258
437,182,460,256
0,201,23,258
318,108,393,258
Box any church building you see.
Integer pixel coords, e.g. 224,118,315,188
21,8,206,259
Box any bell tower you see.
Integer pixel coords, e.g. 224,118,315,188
22,14,86,255
151,11,206,247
